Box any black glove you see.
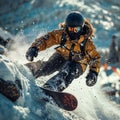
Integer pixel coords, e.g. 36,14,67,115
26,47,38,61
86,70,98,87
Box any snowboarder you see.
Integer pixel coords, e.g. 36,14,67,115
26,11,101,91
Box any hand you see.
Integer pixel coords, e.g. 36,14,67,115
26,47,38,61
86,70,98,87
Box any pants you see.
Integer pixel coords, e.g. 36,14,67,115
35,52,66,77
34,52,83,92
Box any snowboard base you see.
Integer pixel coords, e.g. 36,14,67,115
40,87,78,111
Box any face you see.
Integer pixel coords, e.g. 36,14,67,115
67,26,82,40
68,26,81,33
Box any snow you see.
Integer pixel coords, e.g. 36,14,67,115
0,28,13,40
0,0,120,120
0,55,70,120
0,50,120,120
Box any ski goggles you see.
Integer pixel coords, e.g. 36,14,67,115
68,26,81,33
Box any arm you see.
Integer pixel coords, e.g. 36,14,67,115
85,39,101,86
86,39,101,74
31,30,62,51
26,30,62,61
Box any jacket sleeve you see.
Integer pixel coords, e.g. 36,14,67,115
85,39,101,74
31,30,62,51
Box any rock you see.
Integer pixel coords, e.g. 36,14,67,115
0,45,6,54
0,78,20,102
0,36,9,47
0,28,14,50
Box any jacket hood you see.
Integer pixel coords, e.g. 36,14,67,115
59,18,95,39
83,18,95,38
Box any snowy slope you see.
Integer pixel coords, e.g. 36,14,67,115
0,53,120,120
0,0,120,120
0,55,73,120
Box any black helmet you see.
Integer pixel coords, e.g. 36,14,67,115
65,11,85,40
65,11,85,28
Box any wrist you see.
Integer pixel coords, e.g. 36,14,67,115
89,70,98,76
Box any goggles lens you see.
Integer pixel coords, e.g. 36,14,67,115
68,26,81,33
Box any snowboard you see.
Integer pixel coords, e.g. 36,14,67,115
40,87,78,111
